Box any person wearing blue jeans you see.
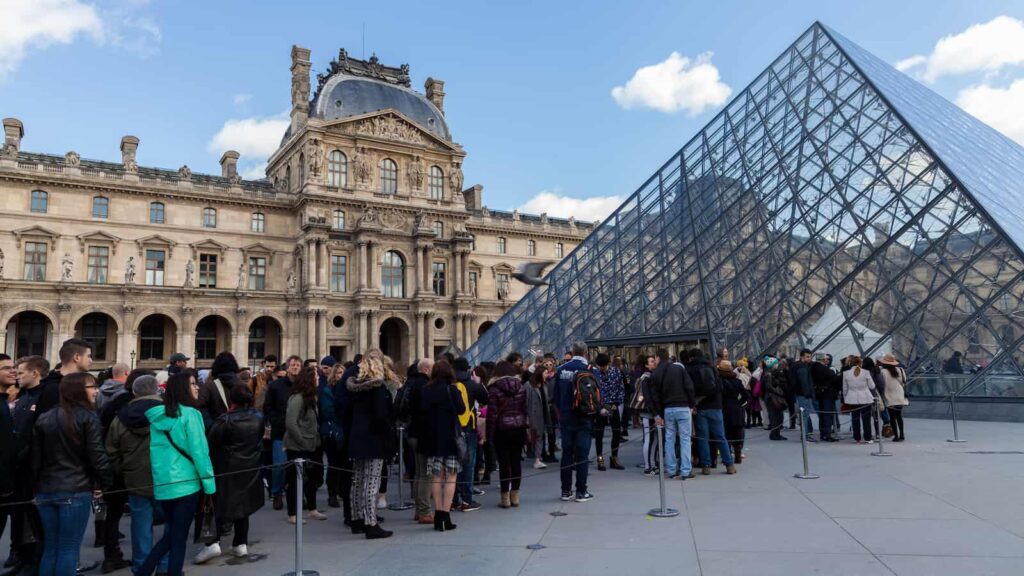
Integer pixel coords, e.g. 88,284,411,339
128,494,168,574
695,409,735,472
456,430,479,509
554,344,597,501
791,349,816,438
35,491,92,576
139,492,200,576
662,407,692,477
271,439,287,498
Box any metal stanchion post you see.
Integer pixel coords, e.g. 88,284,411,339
947,394,966,443
389,426,413,511
648,422,679,518
283,459,319,576
871,399,892,457
794,407,819,480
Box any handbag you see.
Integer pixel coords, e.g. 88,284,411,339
193,494,217,544
882,423,894,438
447,387,468,462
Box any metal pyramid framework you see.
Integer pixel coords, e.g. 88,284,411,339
466,22,1024,398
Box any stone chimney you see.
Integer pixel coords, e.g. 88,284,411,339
120,136,139,172
220,150,240,178
290,45,312,134
425,78,445,114
463,184,483,210
2,118,24,158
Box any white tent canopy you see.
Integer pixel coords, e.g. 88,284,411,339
804,303,891,361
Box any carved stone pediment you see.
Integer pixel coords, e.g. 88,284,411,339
377,207,408,231
332,111,460,151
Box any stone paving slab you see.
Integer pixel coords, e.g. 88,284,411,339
3,417,1024,575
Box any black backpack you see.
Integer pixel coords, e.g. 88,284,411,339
571,370,602,417
692,364,719,398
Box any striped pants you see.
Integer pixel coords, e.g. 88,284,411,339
350,458,384,526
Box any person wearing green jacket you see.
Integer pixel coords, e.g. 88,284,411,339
138,371,215,576
284,366,324,524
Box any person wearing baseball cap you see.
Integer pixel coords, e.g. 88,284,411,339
167,352,190,375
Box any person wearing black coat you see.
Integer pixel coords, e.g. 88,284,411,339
0,355,17,568
718,361,751,464
343,353,396,539
203,385,265,560
264,356,301,509
197,352,242,419
687,349,735,474
811,358,840,442
397,360,434,523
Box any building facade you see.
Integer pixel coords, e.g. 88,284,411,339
0,47,590,370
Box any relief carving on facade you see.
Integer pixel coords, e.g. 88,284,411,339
352,147,371,186
307,138,324,179
346,115,428,146
378,207,408,231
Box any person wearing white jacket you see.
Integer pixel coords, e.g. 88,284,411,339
879,354,909,442
842,356,876,444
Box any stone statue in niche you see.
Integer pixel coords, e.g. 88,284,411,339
407,157,423,189
449,163,464,193
65,151,80,167
61,253,73,281
307,138,324,178
468,274,477,297
353,148,371,184
184,260,195,288
237,263,247,290
287,269,298,293
125,257,136,285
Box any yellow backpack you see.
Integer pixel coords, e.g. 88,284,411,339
454,381,474,428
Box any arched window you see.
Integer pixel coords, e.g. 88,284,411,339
92,196,109,219
433,221,443,238
333,209,346,230
31,190,48,213
497,237,507,254
285,166,292,191
251,212,265,233
299,152,306,185
149,202,165,224
428,165,444,200
555,242,564,258
379,158,398,194
382,251,405,298
328,150,347,187
527,239,536,256
203,207,217,228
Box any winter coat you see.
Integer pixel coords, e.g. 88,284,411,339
318,381,344,442
284,393,320,452
811,363,839,402
408,378,464,459
398,373,428,440
842,368,877,406
791,361,814,398
145,404,216,500
882,367,909,407
11,383,44,466
525,384,546,437
719,373,750,428
264,376,293,441
32,406,113,494
197,373,241,420
96,379,128,412
487,376,529,437
105,396,163,497
0,401,14,496
596,366,625,406
688,358,723,411
649,361,695,416
207,408,265,521
554,357,590,419
344,377,395,460
765,370,787,410
33,369,64,417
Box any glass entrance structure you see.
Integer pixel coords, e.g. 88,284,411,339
465,22,1024,400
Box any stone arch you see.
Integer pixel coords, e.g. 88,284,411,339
135,313,178,365
0,304,58,331
3,308,56,359
132,308,183,333
70,307,124,333
74,311,120,364
248,315,283,361
194,314,234,363
192,310,237,332
378,316,411,369
478,320,496,337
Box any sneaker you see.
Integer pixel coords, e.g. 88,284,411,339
287,516,306,524
683,472,695,479
231,544,248,558
668,472,681,480
533,460,548,469
458,501,481,512
574,491,594,503
560,491,573,501
867,440,874,444
193,542,221,564
643,468,657,476
307,510,328,521
472,487,486,496
376,495,388,509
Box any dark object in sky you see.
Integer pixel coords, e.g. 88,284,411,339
513,261,555,286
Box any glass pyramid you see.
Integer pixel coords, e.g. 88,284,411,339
466,23,1024,399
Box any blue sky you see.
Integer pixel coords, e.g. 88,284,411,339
3,0,1024,219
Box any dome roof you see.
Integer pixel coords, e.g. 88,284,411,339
312,74,450,141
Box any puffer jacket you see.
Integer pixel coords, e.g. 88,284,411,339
105,395,163,497
487,376,528,435
145,404,216,500
32,406,113,494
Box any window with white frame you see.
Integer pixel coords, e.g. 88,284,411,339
328,150,347,187
251,212,265,233
527,239,536,256
145,249,165,286
92,196,109,219
497,237,506,254
433,221,443,238
333,209,345,230
248,256,266,291
428,165,444,200
31,190,48,213
150,202,165,224
203,207,217,228
379,158,398,194
23,242,47,281
555,242,564,258
87,246,108,284
330,254,347,292
432,261,446,296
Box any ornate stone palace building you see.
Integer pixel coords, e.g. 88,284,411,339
0,47,590,370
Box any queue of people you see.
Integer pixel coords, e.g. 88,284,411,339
0,337,912,575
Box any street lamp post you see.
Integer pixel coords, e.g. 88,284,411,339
130,350,136,370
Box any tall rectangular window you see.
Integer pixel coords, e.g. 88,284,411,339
31,191,48,213
199,254,217,288
250,212,265,233
497,237,506,254
333,210,345,230
248,257,266,291
432,262,446,296
149,202,165,224
87,246,109,284
145,249,165,286
330,254,347,293
80,315,108,361
139,317,165,360
23,242,47,281
203,207,217,228
92,197,109,219
527,239,536,256
555,243,564,258
497,273,510,300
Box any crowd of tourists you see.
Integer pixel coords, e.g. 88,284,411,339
0,338,909,576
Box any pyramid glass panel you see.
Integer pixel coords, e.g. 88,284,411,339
466,23,1024,399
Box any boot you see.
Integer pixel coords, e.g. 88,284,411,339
701,466,711,475
441,511,457,531
726,464,737,475
93,520,106,548
597,456,606,471
364,523,393,539
510,490,520,507
610,457,624,470
733,446,743,464
350,519,366,534
499,492,511,508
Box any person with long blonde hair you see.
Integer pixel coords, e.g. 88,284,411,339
841,356,876,444
343,350,396,539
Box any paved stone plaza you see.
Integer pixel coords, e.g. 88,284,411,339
5,417,1016,576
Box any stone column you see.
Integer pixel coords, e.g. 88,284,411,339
413,312,423,363
414,247,423,294
306,239,315,288
357,311,368,354
465,313,475,348
306,310,316,359
453,313,462,349
453,252,461,297
317,239,327,289
366,242,375,291
422,249,431,295
369,310,379,350
234,310,249,367
423,312,433,358
316,309,327,359
358,242,367,290
461,252,469,294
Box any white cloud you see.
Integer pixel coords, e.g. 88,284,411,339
611,51,731,115
517,191,624,222
898,16,1024,82
895,55,926,72
956,79,1024,144
0,0,103,78
207,114,289,180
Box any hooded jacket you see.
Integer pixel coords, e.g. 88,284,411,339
284,393,320,452
487,376,529,436
105,395,163,497
96,378,128,412
33,369,65,417
145,404,216,500
207,408,265,521
344,376,395,460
